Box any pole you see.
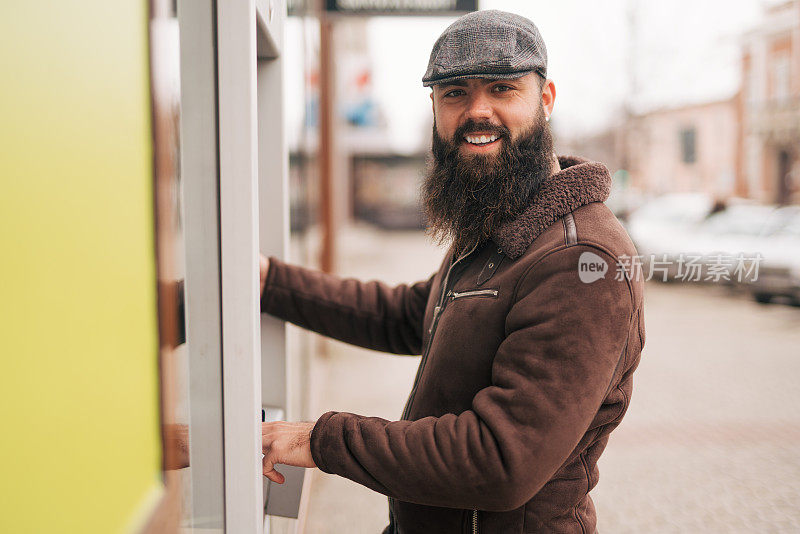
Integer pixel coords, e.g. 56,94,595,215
318,7,335,273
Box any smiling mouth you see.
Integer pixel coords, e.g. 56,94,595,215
463,133,501,147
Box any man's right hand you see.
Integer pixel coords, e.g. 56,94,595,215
260,253,270,296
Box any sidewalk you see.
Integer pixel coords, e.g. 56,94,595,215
296,223,445,533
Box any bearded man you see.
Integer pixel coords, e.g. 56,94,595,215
259,10,645,534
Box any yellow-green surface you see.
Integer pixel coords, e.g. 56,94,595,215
0,2,163,532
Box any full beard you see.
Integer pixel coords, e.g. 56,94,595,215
420,108,555,257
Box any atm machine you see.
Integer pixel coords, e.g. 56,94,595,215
177,1,305,532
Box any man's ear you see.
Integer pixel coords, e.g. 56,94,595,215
430,90,434,113
541,79,556,119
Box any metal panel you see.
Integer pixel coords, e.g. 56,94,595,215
178,0,226,529
181,1,293,531
257,2,308,530
256,0,281,59
257,0,291,417
216,0,265,532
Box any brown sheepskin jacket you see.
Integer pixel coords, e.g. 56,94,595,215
260,155,646,534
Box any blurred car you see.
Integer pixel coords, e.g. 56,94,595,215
743,206,800,305
626,195,784,283
626,193,715,280
625,193,714,257
681,203,778,284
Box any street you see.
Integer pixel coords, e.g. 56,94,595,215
296,224,800,534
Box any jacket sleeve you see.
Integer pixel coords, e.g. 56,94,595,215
260,256,435,355
308,245,634,511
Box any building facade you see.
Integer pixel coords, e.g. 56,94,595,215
625,99,739,198
739,0,800,204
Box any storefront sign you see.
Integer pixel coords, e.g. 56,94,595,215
289,0,477,16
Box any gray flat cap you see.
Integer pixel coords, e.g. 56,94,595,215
422,10,547,87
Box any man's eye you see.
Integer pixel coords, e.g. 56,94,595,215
493,85,512,92
444,89,465,97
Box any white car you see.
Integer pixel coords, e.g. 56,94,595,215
743,207,800,305
627,196,785,283
625,193,714,280
679,204,778,284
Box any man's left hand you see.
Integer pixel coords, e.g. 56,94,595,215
261,421,317,483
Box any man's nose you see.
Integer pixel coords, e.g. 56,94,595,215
464,92,493,121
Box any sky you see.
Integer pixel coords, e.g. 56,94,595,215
285,0,776,152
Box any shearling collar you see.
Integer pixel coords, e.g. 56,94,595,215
490,155,612,260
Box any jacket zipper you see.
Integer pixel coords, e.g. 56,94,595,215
449,289,498,300
390,241,480,534
472,509,478,534
401,240,479,421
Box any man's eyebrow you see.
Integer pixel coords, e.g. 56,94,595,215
440,78,520,90
439,80,469,88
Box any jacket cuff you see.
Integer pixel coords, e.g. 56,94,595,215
310,410,339,473
260,255,281,314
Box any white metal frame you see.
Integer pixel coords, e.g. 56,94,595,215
256,4,303,532
216,0,265,533
180,0,289,532
256,0,291,415
179,0,226,529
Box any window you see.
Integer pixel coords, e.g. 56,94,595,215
773,55,790,103
680,127,697,164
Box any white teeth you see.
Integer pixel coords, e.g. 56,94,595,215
464,134,499,145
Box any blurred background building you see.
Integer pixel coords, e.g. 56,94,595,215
740,0,800,205
625,97,739,198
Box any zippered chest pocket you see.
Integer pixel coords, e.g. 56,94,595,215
426,288,500,335
448,288,499,300
428,288,499,334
